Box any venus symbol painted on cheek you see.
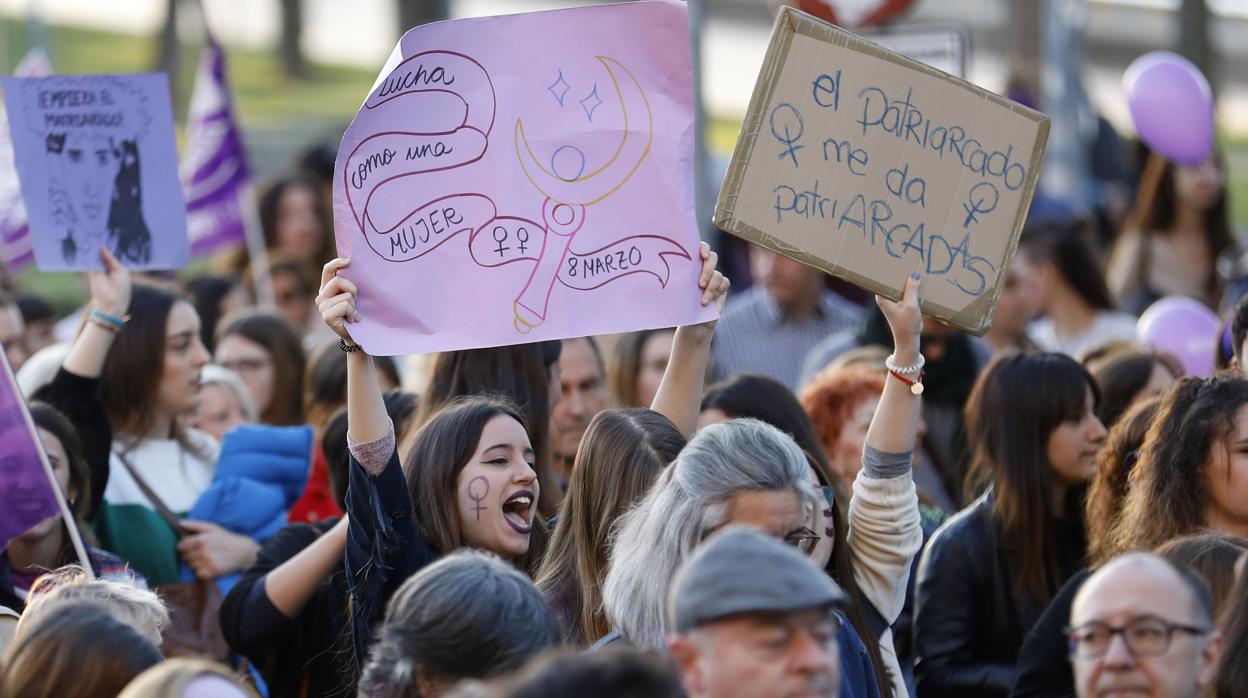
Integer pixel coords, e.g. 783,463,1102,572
468,476,489,521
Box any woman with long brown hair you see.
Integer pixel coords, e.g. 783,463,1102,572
417,341,565,518
318,250,727,665
1012,388,1246,698
1018,222,1137,359
609,328,676,408
214,310,307,427
534,408,686,645
1111,374,1248,555
1089,350,1177,430
1085,397,1161,565
94,282,258,586
914,352,1106,697
1107,147,1234,313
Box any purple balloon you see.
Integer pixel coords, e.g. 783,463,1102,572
1137,296,1220,377
1124,51,1214,166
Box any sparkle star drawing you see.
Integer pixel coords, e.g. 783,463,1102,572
547,69,571,107
579,84,603,122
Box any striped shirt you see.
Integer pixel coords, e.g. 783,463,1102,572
711,286,864,390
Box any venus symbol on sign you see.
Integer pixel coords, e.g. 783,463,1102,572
770,102,805,168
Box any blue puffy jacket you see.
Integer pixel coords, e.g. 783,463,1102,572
184,424,313,594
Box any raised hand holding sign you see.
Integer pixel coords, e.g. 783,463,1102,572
334,1,714,355
715,8,1049,334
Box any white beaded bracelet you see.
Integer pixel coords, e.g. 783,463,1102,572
885,353,925,375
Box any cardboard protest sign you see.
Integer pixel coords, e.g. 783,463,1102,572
0,340,91,570
334,0,715,356
714,7,1049,333
1,73,189,271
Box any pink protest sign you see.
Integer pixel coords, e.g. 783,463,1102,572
334,0,716,355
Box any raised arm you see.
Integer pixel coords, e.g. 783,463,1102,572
866,273,923,454
63,248,130,377
263,516,349,617
845,273,925,644
316,258,387,446
32,247,130,520
317,257,426,664
649,242,729,437
219,519,344,656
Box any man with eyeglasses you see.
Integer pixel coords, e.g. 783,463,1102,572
667,526,846,698
1068,552,1223,698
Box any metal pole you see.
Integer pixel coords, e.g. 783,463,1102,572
688,0,714,244
1040,0,1093,213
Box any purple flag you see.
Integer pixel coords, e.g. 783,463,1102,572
0,342,61,551
181,38,251,257
0,49,53,270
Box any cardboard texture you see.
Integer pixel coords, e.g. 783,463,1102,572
714,7,1049,333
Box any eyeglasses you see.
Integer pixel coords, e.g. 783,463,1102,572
784,526,821,555
1066,617,1209,659
220,357,271,374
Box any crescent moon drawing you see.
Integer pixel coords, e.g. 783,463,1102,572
515,56,653,206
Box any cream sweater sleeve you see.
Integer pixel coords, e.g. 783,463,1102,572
849,445,924,697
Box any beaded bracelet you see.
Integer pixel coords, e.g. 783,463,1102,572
884,353,925,375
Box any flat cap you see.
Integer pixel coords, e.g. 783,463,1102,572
668,526,847,633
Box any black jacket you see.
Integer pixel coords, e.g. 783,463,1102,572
1009,569,1089,698
914,492,1086,698
344,448,437,665
219,518,354,698
32,368,112,521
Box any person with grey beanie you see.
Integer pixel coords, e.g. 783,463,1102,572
667,526,848,698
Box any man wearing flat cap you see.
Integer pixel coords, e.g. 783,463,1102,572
667,526,847,698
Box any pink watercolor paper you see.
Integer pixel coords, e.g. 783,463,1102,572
333,0,716,355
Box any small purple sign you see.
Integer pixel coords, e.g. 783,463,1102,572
0,344,61,551
0,73,189,271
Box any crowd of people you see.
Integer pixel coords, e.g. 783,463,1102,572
0,117,1246,698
